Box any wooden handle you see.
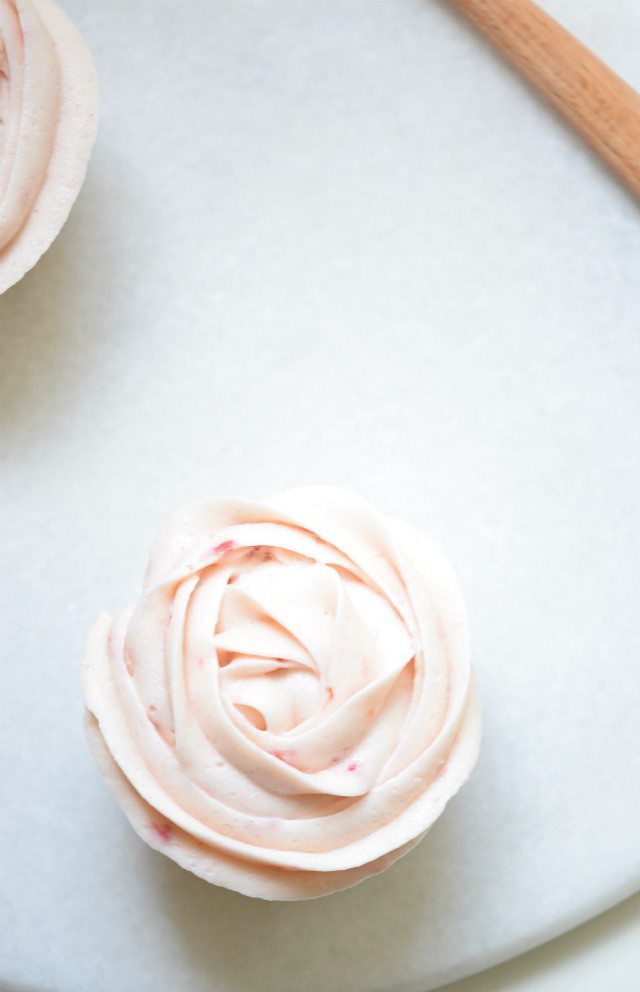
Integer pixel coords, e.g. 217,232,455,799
450,0,640,199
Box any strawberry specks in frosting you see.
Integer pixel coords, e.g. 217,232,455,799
149,821,172,844
247,546,272,563
271,750,297,766
209,540,236,558
123,647,134,676
147,705,175,747
82,485,480,900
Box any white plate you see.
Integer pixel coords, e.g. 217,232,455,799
1,2,639,991
440,893,640,992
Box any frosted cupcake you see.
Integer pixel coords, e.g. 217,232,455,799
83,487,480,900
0,0,98,293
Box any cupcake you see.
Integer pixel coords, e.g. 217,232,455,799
83,486,480,900
0,0,98,294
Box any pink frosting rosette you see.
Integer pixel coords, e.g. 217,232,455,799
0,0,97,293
83,487,480,900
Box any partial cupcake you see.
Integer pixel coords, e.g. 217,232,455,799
0,0,98,294
83,486,481,900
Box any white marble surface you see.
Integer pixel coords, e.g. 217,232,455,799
1,2,640,991
437,892,640,991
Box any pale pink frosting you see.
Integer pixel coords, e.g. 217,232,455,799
0,0,97,293
83,487,480,900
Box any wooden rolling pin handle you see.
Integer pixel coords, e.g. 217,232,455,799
450,0,640,199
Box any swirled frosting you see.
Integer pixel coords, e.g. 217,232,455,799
83,487,480,900
0,0,97,293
